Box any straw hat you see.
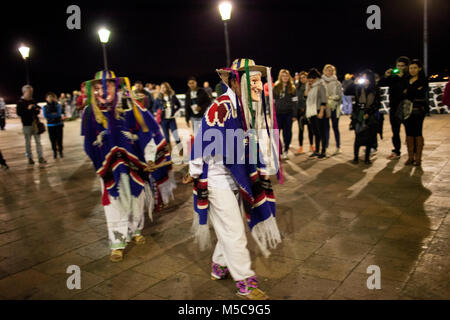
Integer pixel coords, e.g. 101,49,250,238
216,58,267,77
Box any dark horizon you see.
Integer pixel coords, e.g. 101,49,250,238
1,0,449,103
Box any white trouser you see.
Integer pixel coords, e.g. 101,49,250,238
208,187,255,281
101,182,146,250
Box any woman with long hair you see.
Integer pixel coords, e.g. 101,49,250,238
344,70,381,164
273,69,297,160
305,68,328,158
154,82,181,147
322,64,342,155
403,59,429,166
295,71,314,154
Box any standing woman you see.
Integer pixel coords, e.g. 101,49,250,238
305,68,328,159
295,71,314,154
403,59,429,166
273,69,297,160
154,82,181,147
43,92,64,159
322,64,342,155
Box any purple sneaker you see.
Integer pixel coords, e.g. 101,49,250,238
211,262,229,280
236,276,269,300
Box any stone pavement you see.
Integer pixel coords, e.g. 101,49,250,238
0,115,449,300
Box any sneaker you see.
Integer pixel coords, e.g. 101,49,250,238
309,152,319,158
387,153,400,160
211,262,230,280
370,148,377,155
333,148,341,155
365,159,372,165
282,152,288,160
296,146,303,154
38,157,47,164
236,276,269,300
318,153,326,159
28,158,35,165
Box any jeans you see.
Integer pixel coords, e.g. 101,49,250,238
298,116,313,147
276,113,293,152
23,126,43,159
48,125,63,153
389,112,402,155
161,118,180,144
342,96,353,115
191,118,202,138
309,116,327,155
325,109,341,149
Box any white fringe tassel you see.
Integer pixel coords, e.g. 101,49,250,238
191,213,212,251
159,170,176,204
251,215,282,258
144,182,154,222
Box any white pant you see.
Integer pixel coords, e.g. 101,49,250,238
208,187,255,281
101,182,146,250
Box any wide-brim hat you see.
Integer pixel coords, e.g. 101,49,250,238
216,58,267,77
83,70,128,87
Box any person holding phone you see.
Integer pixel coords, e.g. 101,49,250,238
378,56,410,160
16,85,47,164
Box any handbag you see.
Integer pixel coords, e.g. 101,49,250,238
395,99,413,122
32,118,46,135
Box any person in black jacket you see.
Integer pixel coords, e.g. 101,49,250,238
184,76,211,137
378,56,410,160
345,70,381,165
154,82,182,146
294,71,314,154
403,59,429,167
16,85,46,164
274,69,298,160
133,80,154,112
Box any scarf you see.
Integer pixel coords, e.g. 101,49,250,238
190,91,281,257
306,80,323,118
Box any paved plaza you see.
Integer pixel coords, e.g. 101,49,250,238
0,115,449,300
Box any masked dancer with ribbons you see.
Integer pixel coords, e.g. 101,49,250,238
183,59,283,300
81,70,176,262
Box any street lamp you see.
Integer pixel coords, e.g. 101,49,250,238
98,27,111,71
18,45,30,84
219,1,232,67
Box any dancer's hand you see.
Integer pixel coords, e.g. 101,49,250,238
146,161,157,172
182,173,193,184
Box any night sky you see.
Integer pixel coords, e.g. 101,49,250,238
1,0,449,103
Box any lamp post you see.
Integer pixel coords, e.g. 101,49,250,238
98,28,111,71
423,0,428,76
219,2,232,67
18,45,30,84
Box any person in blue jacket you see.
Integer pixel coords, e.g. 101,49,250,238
43,92,64,159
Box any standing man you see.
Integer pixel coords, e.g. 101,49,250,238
378,56,410,160
203,81,213,98
16,85,46,164
184,76,211,137
81,70,175,262
134,80,154,112
183,59,282,300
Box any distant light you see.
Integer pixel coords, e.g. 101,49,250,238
18,46,30,59
98,28,111,44
219,2,232,21
392,69,399,74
